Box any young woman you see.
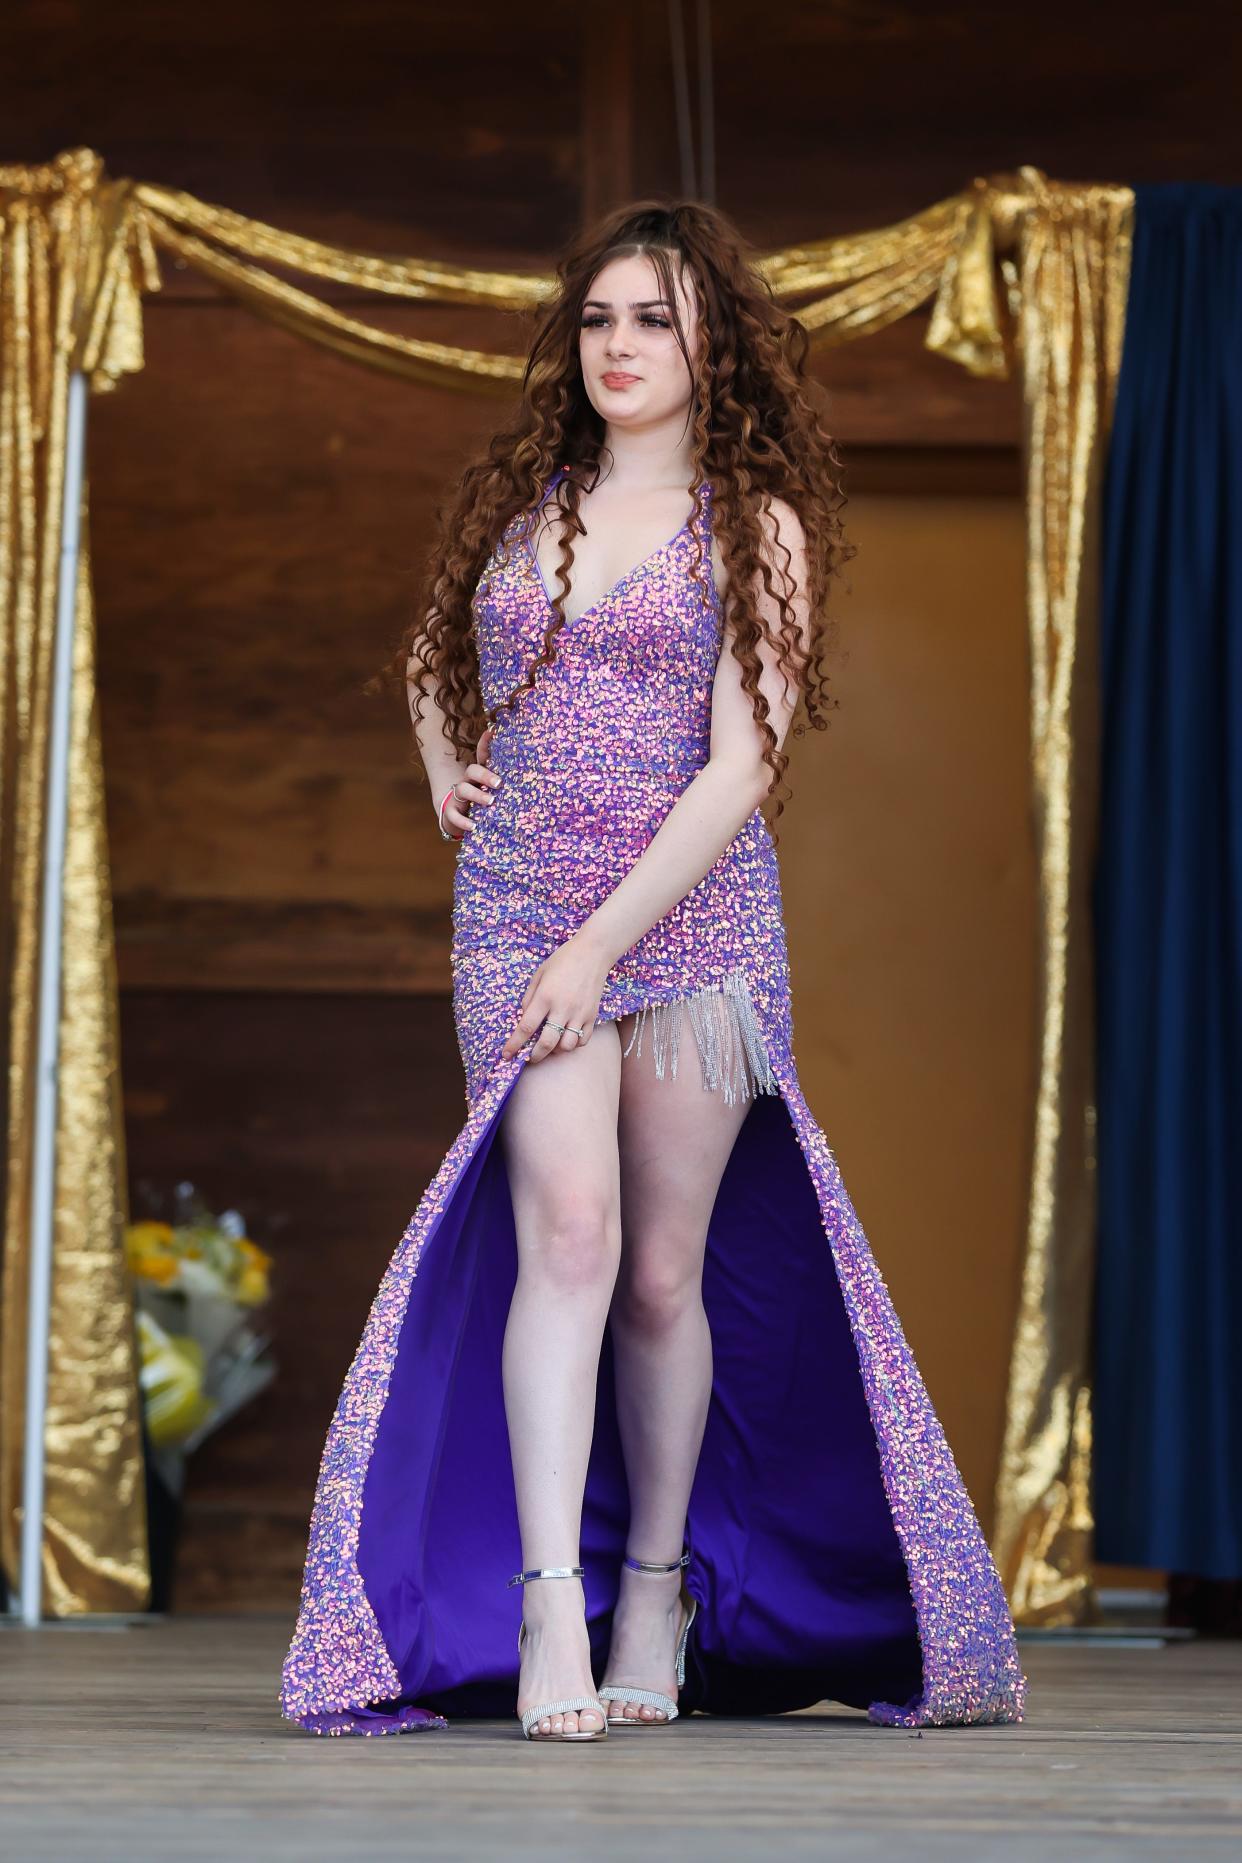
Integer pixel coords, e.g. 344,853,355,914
280,200,1026,1743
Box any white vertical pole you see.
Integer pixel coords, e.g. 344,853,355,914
18,369,89,1627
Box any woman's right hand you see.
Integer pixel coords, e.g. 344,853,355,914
439,725,501,837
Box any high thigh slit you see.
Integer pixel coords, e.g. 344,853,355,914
280,468,1027,1734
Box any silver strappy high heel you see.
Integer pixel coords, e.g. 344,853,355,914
598,1548,698,1728
508,1563,609,1742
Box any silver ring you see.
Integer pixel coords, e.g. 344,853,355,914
545,1021,585,1037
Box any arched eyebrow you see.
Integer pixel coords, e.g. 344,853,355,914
582,298,673,310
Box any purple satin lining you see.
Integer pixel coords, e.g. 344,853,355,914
353,1090,923,1721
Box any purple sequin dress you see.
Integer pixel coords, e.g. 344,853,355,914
280,467,1027,1735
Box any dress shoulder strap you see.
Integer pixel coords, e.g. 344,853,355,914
535,464,567,514
520,465,567,544
541,465,569,507
694,475,714,539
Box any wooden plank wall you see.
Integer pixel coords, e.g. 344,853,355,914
6,0,1238,1607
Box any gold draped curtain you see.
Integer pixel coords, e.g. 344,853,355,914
0,145,1131,1621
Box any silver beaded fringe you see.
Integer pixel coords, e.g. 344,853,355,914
621,968,780,1106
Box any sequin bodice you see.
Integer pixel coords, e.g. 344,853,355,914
457,468,748,921
471,469,720,785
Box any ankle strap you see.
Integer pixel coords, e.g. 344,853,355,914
508,1563,585,1587
623,1550,691,1574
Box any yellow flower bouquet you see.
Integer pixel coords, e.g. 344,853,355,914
125,1215,273,1307
126,1185,277,1466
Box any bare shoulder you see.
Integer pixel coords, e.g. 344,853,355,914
709,491,808,600
756,494,808,575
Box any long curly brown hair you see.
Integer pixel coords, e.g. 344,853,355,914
375,197,853,840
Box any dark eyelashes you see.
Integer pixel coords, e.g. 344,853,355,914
580,314,670,329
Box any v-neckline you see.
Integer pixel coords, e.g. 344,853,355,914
525,469,704,628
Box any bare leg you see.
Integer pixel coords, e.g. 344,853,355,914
499,1018,623,1736
601,1003,752,1723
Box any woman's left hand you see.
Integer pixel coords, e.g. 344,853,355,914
501,930,612,1064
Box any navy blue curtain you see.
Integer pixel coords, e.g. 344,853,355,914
1094,184,1242,1578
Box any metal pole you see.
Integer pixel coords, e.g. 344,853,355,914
18,368,89,1627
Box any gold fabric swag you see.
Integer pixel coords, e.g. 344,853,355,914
0,146,1131,1621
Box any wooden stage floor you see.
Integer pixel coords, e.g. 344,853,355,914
2,1619,1239,1861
